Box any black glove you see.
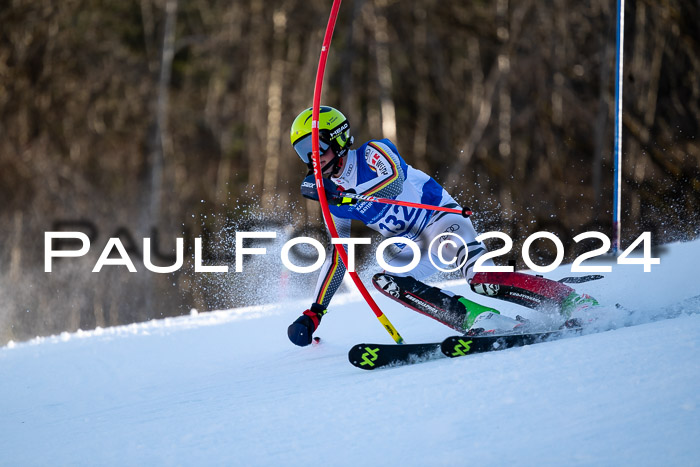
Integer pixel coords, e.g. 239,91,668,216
288,303,327,347
300,174,356,206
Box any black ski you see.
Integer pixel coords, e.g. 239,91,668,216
348,294,700,370
348,327,582,370
440,327,581,358
348,342,442,370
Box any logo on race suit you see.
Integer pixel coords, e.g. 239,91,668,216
301,181,316,189
366,148,391,176
344,161,354,175
440,224,461,241
472,283,500,296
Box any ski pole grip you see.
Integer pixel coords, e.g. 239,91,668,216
462,207,472,218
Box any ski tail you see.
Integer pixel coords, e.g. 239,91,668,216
470,271,601,318
558,275,604,284
470,271,575,311
372,273,502,332
372,273,467,331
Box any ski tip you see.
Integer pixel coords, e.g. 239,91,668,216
312,336,322,346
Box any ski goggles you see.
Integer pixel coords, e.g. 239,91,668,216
293,135,330,164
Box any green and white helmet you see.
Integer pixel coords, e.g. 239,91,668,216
290,106,353,172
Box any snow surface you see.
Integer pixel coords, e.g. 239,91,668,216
2,239,700,466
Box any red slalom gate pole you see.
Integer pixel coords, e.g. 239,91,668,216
311,0,404,344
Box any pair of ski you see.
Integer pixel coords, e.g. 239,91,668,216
348,326,582,370
348,273,602,370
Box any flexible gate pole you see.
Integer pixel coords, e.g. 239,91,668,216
310,0,404,344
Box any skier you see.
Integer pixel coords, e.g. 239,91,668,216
287,106,597,346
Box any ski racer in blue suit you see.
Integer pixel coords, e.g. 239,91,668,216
286,106,598,346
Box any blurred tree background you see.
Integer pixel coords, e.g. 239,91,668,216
0,0,698,344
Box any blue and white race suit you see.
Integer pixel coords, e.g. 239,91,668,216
311,139,489,307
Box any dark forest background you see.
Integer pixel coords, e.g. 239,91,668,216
1,0,698,345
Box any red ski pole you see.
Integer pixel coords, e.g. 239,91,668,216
335,191,473,218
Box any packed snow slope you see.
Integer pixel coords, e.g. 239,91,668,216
2,238,700,466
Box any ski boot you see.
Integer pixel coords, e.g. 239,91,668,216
465,311,525,336
560,292,599,328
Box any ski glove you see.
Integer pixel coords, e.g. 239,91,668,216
288,303,327,347
300,174,356,206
